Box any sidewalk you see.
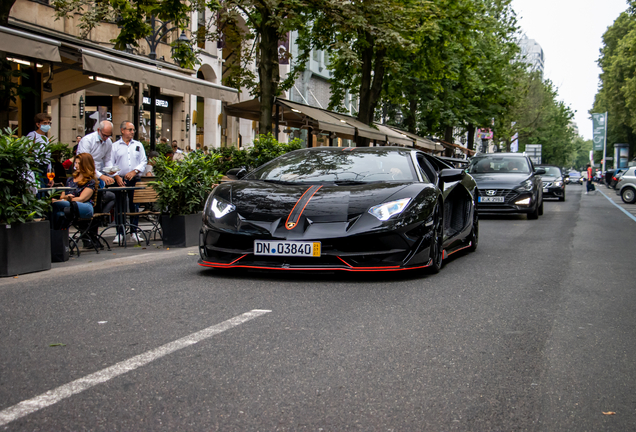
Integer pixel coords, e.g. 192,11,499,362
591,183,636,221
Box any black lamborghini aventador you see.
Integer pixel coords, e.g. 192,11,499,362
198,147,479,273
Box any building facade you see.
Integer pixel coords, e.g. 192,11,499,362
518,36,545,74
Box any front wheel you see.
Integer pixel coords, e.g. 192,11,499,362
468,207,478,252
527,200,539,220
538,197,544,215
428,204,444,274
621,187,636,204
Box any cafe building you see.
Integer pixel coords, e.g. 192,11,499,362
3,0,238,150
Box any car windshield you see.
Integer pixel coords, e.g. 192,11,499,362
541,167,561,176
569,172,581,177
467,156,531,174
245,149,419,183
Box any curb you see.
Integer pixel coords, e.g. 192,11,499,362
0,246,200,287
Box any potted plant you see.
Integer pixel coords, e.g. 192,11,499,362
150,151,222,247
0,128,53,276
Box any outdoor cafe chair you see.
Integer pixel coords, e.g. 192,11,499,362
69,184,112,256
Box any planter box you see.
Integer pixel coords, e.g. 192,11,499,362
161,213,202,248
0,221,51,277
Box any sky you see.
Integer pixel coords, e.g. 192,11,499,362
511,0,630,140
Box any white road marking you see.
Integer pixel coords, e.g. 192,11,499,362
0,309,271,427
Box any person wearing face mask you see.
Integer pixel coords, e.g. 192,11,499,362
26,113,54,188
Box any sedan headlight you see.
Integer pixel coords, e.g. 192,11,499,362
515,179,533,192
555,180,563,187
210,197,236,218
368,198,411,221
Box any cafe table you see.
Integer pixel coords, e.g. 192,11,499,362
99,186,149,248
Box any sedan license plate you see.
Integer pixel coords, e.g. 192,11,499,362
543,188,549,193
479,196,504,203
254,240,321,257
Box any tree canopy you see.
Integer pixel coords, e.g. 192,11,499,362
592,4,636,161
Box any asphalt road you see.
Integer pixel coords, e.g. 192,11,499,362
1,185,635,431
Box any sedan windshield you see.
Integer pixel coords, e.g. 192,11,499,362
246,149,419,183
468,156,531,174
541,167,561,176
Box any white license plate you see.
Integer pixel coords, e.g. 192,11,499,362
543,188,549,193
479,196,504,203
254,240,321,257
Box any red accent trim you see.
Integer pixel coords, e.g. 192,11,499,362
200,255,247,267
444,243,472,258
285,185,322,230
198,257,430,272
336,256,401,269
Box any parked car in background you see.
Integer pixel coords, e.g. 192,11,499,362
616,167,636,204
467,153,545,219
609,168,627,189
566,171,583,185
538,165,566,201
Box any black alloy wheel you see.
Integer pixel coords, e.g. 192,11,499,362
428,202,444,274
527,199,539,220
468,203,478,252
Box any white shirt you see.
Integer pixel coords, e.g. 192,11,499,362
77,131,112,177
108,139,147,177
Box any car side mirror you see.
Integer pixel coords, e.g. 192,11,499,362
535,168,546,175
226,167,247,179
439,168,465,183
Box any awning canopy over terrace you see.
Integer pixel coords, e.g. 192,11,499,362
224,97,445,153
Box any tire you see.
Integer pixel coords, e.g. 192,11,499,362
538,197,544,215
558,192,565,202
527,200,539,220
428,203,444,274
621,187,636,204
468,206,478,252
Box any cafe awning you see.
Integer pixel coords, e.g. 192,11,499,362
327,111,387,142
0,25,61,62
81,49,239,103
438,139,475,156
374,124,414,147
277,99,355,137
223,98,357,138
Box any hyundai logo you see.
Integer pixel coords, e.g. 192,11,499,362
486,190,497,196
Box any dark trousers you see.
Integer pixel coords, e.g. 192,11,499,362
117,177,140,236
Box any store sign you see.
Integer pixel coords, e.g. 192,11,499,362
142,97,170,108
79,96,85,119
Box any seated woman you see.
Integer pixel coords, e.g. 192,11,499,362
51,153,97,229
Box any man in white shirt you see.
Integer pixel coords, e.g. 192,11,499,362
107,121,148,244
77,121,115,186
76,120,116,248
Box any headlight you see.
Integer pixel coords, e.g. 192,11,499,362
555,181,563,187
368,198,411,221
210,197,236,218
515,179,533,192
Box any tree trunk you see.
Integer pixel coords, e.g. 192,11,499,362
356,32,386,146
467,124,475,151
404,98,418,135
444,126,454,157
257,7,279,136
